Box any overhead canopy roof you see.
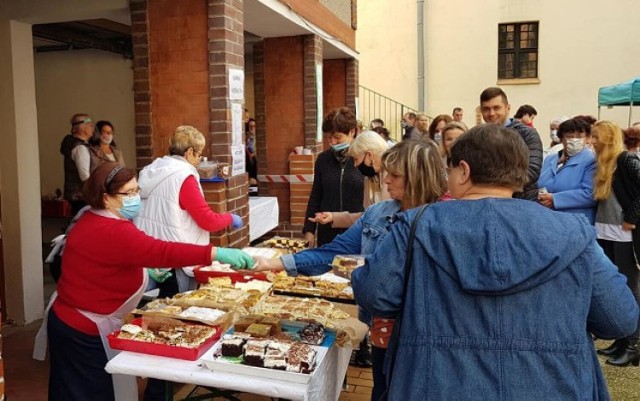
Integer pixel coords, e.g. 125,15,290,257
598,77,640,106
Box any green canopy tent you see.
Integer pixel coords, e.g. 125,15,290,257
598,77,640,126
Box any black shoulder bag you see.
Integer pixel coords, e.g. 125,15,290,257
377,203,430,401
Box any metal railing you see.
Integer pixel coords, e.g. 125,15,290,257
358,85,419,141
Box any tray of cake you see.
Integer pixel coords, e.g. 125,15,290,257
254,236,308,254
171,285,265,312
271,271,355,303
201,318,332,384
194,261,271,284
108,317,221,360
132,299,234,328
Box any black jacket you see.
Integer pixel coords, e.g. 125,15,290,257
303,149,365,246
613,151,640,225
506,119,543,201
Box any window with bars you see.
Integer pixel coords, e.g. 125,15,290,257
498,22,539,79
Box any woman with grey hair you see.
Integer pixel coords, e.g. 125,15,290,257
135,126,244,296
310,130,391,228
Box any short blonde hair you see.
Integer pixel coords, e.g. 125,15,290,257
381,139,447,209
169,126,206,156
349,130,389,158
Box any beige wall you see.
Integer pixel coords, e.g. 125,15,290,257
424,0,640,132
35,50,135,196
357,0,418,109
358,0,640,133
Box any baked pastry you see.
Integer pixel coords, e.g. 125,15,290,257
220,335,247,357
286,343,316,373
299,322,325,345
243,339,269,367
245,323,272,338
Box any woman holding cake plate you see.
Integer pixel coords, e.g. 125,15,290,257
252,139,448,401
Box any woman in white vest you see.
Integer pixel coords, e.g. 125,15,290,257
135,126,243,296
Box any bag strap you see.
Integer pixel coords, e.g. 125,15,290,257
381,203,430,400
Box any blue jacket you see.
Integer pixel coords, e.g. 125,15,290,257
539,148,597,223
352,199,638,401
282,199,402,277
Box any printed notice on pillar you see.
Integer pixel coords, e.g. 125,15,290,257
232,103,243,147
231,144,245,176
229,69,244,101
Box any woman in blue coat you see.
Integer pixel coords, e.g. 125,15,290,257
538,117,597,223
353,124,638,400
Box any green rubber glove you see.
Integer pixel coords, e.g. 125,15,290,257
147,268,172,283
216,248,255,270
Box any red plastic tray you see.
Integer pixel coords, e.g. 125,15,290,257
107,318,221,361
193,265,270,284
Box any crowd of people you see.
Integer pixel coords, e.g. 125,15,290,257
256,87,640,400
41,84,640,400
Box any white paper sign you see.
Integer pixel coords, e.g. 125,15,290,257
232,103,243,147
315,63,323,142
231,144,245,176
229,69,244,101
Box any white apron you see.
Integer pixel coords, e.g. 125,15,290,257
34,272,148,400
33,209,149,401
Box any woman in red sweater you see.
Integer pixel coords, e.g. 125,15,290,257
36,163,253,401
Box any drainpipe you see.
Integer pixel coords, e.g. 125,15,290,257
417,0,425,111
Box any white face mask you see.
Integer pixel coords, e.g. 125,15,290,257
565,138,585,156
550,129,559,143
101,135,113,145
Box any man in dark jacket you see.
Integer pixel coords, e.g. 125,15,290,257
479,87,543,200
60,113,93,215
401,112,422,140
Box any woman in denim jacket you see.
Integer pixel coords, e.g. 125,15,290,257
254,139,447,401
352,124,639,401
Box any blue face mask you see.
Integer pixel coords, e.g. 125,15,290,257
117,194,142,220
331,142,350,152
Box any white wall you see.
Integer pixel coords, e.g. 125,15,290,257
424,0,640,132
357,0,418,109
35,50,135,197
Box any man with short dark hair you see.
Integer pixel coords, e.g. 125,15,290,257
60,113,94,214
401,112,421,140
370,118,384,129
452,107,463,122
479,87,543,200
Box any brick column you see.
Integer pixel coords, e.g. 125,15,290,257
289,154,314,227
208,0,249,248
303,35,323,154
346,58,359,114
129,0,153,169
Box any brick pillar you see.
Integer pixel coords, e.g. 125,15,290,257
130,0,249,248
303,35,323,154
323,59,347,113
208,0,249,248
289,154,314,227
346,58,359,114
129,0,153,169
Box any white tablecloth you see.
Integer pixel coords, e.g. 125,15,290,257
249,197,279,241
105,344,352,401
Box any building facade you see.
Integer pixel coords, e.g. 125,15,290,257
359,0,640,133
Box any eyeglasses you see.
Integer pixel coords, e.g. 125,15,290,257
72,117,93,126
116,187,141,200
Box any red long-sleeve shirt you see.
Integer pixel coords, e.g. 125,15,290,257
179,175,232,232
53,212,213,335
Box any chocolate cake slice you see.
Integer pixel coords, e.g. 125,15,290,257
220,335,246,357
298,321,325,345
243,339,269,367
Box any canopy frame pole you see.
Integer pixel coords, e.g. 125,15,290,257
630,101,634,127
598,106,601,120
